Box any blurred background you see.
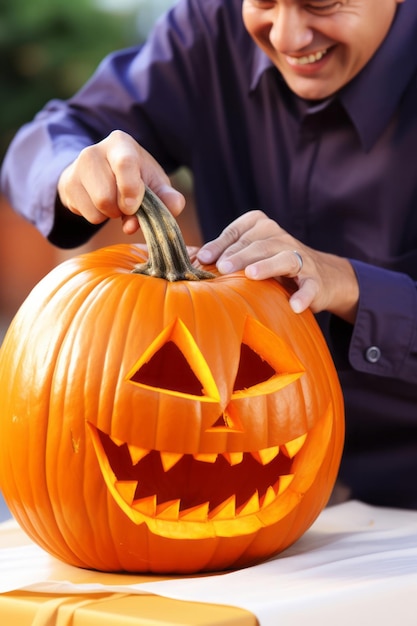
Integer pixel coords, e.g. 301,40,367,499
0,0,202,521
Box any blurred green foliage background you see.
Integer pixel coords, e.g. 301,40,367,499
0,0,175,160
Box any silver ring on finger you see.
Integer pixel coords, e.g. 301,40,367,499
292,250,303,274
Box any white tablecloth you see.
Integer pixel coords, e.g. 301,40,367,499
1,501,417,625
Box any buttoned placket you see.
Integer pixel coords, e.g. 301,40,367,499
288,100,334,244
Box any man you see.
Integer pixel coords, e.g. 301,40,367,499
2,0,417,508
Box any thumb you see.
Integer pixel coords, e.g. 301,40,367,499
153,183,186,217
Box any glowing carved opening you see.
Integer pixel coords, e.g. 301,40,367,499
126,318,220,402
93,425,296,515
233,343,275,391
131,341,203,396
231,317,305,399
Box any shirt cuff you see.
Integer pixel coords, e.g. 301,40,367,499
348,260,417,381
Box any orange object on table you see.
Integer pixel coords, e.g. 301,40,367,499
0,591,256,626
0,518,256,625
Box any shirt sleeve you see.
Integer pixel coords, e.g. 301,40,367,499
346,259,417,383
0,114,99,245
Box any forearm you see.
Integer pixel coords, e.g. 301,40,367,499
1,103,96,245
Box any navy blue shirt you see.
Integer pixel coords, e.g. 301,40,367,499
2,0,417,507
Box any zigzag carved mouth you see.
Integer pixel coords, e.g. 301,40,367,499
89,424,307,522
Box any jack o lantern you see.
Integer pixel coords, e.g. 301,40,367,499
0,188,344,573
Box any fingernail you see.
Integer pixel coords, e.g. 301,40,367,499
290,298,303,314
218,260,234,274
197,249,213,263
158,186,186,213
159,183,176,194
245,265,258,279
124,197,140,210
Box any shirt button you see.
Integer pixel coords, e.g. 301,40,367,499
365,346,381,364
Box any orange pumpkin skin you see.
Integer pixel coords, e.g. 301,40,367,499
0,243,344,573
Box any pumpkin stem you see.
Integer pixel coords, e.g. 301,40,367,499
133,186,215,281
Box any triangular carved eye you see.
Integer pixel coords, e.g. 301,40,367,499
130,341,203,396
231,317,305,399
126,318,220,402
233,344,276,391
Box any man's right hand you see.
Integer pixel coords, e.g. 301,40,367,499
57,130,185,235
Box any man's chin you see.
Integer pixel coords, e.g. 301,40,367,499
282,76,339,102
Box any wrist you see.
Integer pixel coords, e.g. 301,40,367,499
327,256,359,324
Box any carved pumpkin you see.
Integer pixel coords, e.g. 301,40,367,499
0,189,344,573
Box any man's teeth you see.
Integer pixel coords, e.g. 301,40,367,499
289,49,328,66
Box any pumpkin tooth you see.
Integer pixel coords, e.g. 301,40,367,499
208,495,236,520
261,485,277,508
111,435,126,447
277,474,295,495
222,451,244,466
132,495,157,516
156,499,181,520
236,491,260,516
193,452,218,463
160,452,183,472
179,502,210,521
251,446,280,465
128,444,151,465
282,433,307,459
115,480,138,505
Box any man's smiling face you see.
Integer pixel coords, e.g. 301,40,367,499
242,0,403,101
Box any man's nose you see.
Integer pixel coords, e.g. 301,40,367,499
269,6,313,52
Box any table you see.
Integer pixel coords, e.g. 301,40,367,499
0,517,255,625
1,501,417,626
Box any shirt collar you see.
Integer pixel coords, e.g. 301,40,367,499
248,2,417,151
340,1,417,151
248,44,274,92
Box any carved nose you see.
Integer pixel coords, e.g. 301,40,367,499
206,407,244,433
